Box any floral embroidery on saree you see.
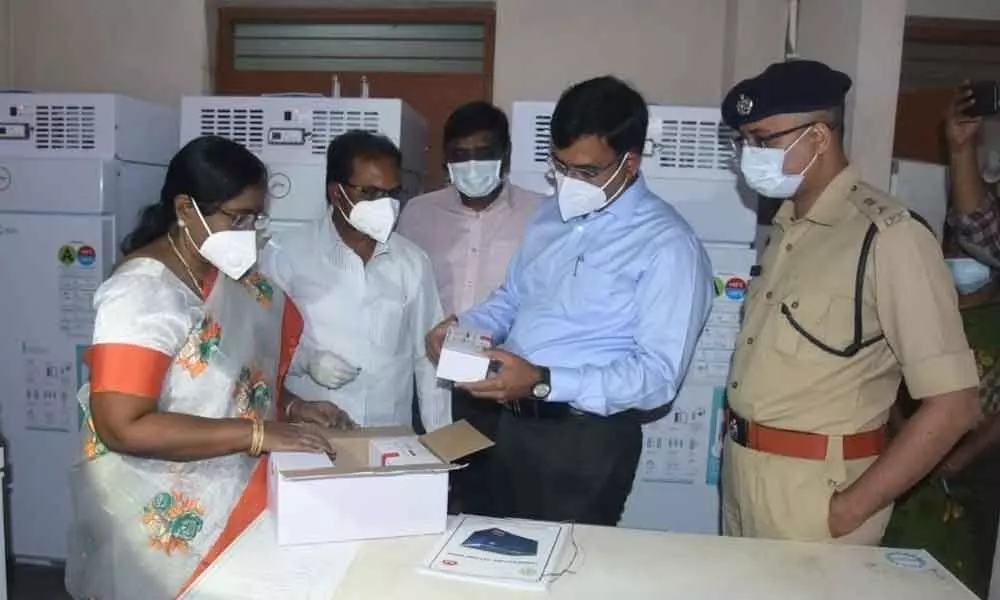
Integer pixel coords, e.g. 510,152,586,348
176,317,222,377
142,491,206,556
232,366,272,420
80,403,108,461
242,272,275,309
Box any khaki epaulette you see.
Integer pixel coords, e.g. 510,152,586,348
846,180,910,232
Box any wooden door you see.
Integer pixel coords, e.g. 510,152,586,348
215,7,496,190
894,88,953,164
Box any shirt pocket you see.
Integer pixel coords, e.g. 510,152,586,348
559,261,634,319
368,295,412,354
770,292,855,361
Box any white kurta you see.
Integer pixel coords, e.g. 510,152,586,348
261,215,452,432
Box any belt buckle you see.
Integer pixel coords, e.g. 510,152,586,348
728,414,748,447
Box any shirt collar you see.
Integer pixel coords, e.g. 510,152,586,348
774,166,859,229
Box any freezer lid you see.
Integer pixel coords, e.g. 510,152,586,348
0,157,117,214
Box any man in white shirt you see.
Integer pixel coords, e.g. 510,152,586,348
398,102,542,516
262,130,451,432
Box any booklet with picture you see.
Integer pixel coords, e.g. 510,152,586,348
417,515,571,591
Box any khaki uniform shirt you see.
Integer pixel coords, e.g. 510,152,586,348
727,167,978,434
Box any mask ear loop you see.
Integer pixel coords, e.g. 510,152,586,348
183,197,215,250
785,126,820,177
335,184,357,222
601,154,633,205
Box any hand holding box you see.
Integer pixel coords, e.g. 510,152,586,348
435,327,493,383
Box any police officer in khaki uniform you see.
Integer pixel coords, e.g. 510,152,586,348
721,60,981,545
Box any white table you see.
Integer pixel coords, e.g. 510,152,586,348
188,514,977,600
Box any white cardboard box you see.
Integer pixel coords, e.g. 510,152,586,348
269,420,493,546
436,327,492,383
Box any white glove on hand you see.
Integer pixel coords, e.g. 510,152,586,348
307,350,360,390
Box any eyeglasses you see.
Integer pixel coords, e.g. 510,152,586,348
219,208,270,231
549,154,623,180
341,182,404,202
729,121,823,154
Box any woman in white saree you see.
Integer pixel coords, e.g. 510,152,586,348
66,136,351,600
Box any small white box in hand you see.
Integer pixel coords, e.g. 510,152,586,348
436,327,493,383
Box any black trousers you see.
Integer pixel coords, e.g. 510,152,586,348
449,388,503,516
492,409,643,526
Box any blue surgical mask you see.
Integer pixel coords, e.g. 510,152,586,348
945,258,993,295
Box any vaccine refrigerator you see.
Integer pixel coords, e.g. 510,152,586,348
509,101,758,535
0,93,177,562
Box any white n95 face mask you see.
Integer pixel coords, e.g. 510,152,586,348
556,155,629,221
739,127,818,199
945,257,993,295
338,185,400,244
448,160,503,198
188,201,258,281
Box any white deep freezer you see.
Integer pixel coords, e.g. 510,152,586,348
509,101,757,534
0,93,177,562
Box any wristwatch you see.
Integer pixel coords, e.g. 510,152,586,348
531,366,551,400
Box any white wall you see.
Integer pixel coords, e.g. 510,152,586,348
8,0,209,105
907,0,1000,20
493,0,730,113
798,0,908,190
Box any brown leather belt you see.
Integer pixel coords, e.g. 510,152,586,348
727,411,886,461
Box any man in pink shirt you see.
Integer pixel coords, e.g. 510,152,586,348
398,101,543,516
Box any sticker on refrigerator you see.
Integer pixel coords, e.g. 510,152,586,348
57,244,77,266
637,396,712,485
77,245,96,267
57,241,101,340
21,341,73,432
706,387,726,487
724,277,747,301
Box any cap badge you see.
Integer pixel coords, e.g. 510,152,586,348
736,94,754,117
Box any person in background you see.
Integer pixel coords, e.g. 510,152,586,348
398,101,543,516
946,84,1000,268
66,136,343,600
426,76,713,525
885,225,1000,598
720,60,980,545
262,130,451,433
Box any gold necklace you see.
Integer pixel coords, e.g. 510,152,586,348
166,232,203,298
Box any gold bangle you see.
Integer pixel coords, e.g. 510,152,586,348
251,419,260,457
256,418,265,456
249,418,265,457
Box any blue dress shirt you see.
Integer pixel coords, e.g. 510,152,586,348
460,175,714,416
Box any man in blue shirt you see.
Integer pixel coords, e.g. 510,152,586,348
427,76,714,525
